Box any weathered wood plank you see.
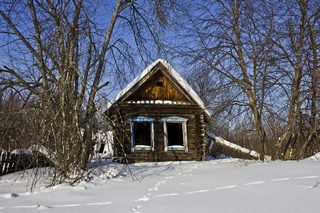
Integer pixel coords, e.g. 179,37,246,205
127,71,189,102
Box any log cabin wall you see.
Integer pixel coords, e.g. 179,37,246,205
107,59,210,162
111,103,206,162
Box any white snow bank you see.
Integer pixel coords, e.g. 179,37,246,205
308,152,320,160
11,149,32,155
103,168,119,179
0,159,319,213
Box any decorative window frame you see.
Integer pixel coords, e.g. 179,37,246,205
161,116,188,153
129,116,155,152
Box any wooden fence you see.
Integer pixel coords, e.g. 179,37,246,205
0,151,53,176
0,151,20,176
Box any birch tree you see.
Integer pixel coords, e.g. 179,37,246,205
0,0,172,183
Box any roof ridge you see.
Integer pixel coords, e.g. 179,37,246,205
109,59,210,118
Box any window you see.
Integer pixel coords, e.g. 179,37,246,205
167,123,183,146
156,81,163,87
134,122,151,146
161,116,188,152
129,116,155,152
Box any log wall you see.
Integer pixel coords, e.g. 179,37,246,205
111,104,207,162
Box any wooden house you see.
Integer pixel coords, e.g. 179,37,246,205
106,59,211,162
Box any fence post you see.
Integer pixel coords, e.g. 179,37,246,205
9,153,17,173
3,152,11,175
0,151,3,176
0,152,19,176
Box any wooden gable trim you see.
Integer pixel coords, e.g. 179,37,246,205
117,63,161,103
126,69,193,103
118,62,195,105
159,66,195,103
109,59,211,120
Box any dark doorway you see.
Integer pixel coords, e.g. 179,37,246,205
99,143,105,153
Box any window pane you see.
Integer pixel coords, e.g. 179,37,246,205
167,123,183,146
134,122,151,146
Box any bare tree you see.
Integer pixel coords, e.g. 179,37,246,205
173,0,276,160
0,0,173,183
271,0,320,159
297,0,319,158
171,0,319,160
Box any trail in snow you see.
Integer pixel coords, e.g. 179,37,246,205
0,159,319,213
129,161,319,213
130,161,200,212
138,175,319,201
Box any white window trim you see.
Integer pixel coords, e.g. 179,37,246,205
129,116,155,152
161,116,188,153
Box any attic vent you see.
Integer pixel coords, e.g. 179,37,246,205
157,81,163,87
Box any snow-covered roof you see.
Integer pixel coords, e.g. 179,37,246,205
110,59,211,118
11,149,32,155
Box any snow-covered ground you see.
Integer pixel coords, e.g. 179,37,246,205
0,158,320,213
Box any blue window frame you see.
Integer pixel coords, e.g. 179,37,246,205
129,116,155,152
161,116,188,152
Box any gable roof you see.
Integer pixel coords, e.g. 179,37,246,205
109,59,211,118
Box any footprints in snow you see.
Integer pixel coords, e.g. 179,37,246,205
131,174,319,212
148,177,172,192
131,205,142,212
132,176,175,212
131,165,199,212
137,194,151,202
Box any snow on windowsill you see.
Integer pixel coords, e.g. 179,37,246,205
167,145,185,150
134,145,153,151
